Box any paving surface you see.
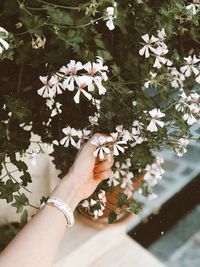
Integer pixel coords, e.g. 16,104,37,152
149,204,200,264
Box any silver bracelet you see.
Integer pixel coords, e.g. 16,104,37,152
46,196,74,227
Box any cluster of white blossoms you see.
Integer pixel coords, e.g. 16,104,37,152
0,27,9,56
46,99,62,117
104,3,117,30
37,57,108,104
144,155,165,190
147,108,165,132
174,137,189,157
175,90,200,125
91,133,127,160
180,55,200,83
90,123,145,160
139,28,172,69
186,0,200,15
169,67,186,88
81,190,107,219
60,126,91,149
108,158,135,199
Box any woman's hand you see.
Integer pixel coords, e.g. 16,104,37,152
51,134,114,210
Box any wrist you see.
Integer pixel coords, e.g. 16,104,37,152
50,174,81,211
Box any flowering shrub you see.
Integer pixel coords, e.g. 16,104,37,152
0,0,200,223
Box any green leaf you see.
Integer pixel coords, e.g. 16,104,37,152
57,30,83,50
40,196,48,205
128,200,142,214
5,96,30,122
116,193,129,207
12,193,29,213
20,15,45,34
20,172,32,186
46,6,74,25
0,180,20,203
20,209,28,226
108,211,117,224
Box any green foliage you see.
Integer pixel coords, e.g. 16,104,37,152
116,193,129,207
11,193,29,213
0,180,20,203
127,200,142,214
108,211,117,224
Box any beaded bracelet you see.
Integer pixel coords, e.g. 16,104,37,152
46,196,74,227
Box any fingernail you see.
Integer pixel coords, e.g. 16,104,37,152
94,166,99,173
93,174,100,180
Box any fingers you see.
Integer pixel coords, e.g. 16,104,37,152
94,157,114,173
94,168,113,181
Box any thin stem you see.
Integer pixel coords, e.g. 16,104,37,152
26,6,46,11
28,203,40,210
109,80,143,85
36,0,80,10
0,170,19,180
163,101,176,112
17,0,33,16
17,64,24,96
15,30,29,36
3,162,32,193
46,16,104,29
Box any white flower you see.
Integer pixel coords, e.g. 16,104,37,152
46,99,62,117
109,132,127,156
195,73,200,83
105,7,116,30
51,75,65,95
73,76,93,104
83,56,108,76
144,156,165,187
107,172,120,187
91,136,111,160
144,71,157,88
98,190,107,205
89,113,99,126
94,209,103,219
60,126,78,147
121,172,134,199
175,137,189,157
169,67,185,88
157,28,166,43
183,113,197,125
139,34,158,58
186,1,200,15
129,127,144,146
92,98,101,110
0,27,9,55
90,199,97,206
84,57,108,95
180,55,200,77
37,76,60,98
147,108,165,132
153,46,172,69
63,60,83,91
175,90,190,111
76,129,91,149
81,200,90,211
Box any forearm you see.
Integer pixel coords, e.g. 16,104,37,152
0,175,80,267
